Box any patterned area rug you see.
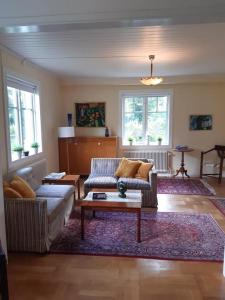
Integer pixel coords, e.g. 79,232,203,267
50,211,225,261
157,178,215,195
210,197,225,216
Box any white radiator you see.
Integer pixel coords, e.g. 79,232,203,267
123,150,171,173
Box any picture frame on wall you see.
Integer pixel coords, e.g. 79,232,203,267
189,115,212,130
75,102,105,127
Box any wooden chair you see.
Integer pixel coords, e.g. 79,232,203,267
200,145,225,183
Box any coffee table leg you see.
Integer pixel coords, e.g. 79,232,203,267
137,209,141,243
81,206,85,240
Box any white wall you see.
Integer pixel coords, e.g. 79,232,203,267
60,83,225,176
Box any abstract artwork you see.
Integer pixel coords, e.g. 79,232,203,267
189,115,212,130
75,102,105,127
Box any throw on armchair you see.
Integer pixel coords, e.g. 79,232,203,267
84,158,158,207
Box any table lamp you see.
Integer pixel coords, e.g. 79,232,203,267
58,126,75,138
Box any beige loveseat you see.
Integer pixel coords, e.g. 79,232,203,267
4,159,74,253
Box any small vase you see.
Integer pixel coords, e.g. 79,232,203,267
67,113,72,127
158,140,162,146
23,151,29,157
105,127,109,137
129,141,133,146
34,148,38,154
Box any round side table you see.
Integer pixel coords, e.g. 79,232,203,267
173,148,194,178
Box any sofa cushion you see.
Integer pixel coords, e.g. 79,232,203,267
3,187,23,198
45,197,66,223
115,158,142,178
16,167,40,191
35,184,74,200
91,158,121,175
84,176,118,188
11,175,36,198
118,177,151,189
135,161,154,181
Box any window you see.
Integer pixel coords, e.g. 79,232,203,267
121,90,172,146
5,75,42,163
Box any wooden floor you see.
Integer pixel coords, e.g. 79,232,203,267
7,177,225,300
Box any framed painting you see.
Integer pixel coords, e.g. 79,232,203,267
189,115,212,130
75,102,105,127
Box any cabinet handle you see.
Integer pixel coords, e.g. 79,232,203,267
97,142,101,146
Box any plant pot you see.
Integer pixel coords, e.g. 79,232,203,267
16,151,22,159
129,141,133,146
34,148,38,154
23,151,29,157
158,140,162,146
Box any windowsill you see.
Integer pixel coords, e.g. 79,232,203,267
121,145,172,150
8,152,44,172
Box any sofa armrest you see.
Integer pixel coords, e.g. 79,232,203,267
4,198,48,252
149,170,157,194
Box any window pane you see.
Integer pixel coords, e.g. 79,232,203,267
148,97,157,112
6,75,42,163
21,109,35,150
20,90,33,109
124,98,134,112
158,96,167,112
123,112,144,144
147,112,168,144
7,87,17,107
133,97,144,112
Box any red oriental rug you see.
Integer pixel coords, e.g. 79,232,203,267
157,178,215,196
50,211,225,262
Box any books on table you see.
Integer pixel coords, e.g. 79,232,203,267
44,172,66,180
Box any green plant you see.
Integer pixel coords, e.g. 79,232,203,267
158,137,162,142
128,137,133,142
13,145,23,152
31,142,39,148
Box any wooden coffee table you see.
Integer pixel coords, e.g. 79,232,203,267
79,190,142,243
42,174,80,200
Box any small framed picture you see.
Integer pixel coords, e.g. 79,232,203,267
189,115,212,130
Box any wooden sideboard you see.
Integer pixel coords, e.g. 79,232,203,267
58,136,118,175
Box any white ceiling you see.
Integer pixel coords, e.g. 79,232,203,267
1,0,225,84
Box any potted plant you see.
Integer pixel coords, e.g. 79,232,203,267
31,142,39,154
128,137,133,146
23,150,29,157
13,145,23,159
158,137,162,146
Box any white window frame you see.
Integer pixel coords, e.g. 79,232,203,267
3,69,43,170
119,89,173,149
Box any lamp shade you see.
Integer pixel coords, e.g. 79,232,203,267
58,127,75,138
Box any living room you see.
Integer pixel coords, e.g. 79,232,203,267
1,1,225,299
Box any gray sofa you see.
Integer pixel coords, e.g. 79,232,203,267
4,159,74,253
84,158,158,207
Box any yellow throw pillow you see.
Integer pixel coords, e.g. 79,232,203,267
115,158,142,178
3,187,23,198
115,157,127,177
10,175,36,198
135,162,154,181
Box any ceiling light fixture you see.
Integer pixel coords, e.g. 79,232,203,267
140,55,163,85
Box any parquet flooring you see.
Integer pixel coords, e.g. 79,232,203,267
7,177,225,300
